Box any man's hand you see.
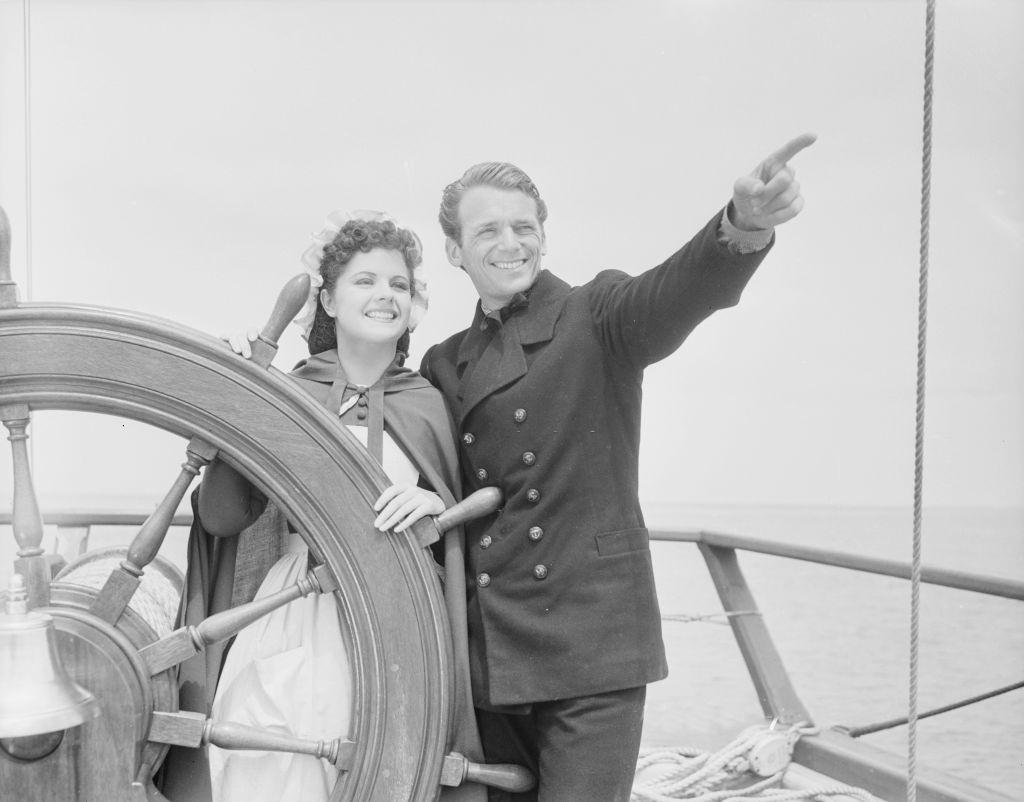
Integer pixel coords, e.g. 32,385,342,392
731,133,816,232
373,484,446,533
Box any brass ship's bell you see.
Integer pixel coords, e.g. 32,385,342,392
0,573,97,744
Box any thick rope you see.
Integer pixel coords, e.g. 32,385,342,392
632,723,878,802
908,2,936,801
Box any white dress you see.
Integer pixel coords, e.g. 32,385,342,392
208,426,419,802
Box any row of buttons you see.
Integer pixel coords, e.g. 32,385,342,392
477,564,547,587
479,526,544,551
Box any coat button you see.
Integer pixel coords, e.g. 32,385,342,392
522,451,536,466
477,572,491,588
533,564,548,580
513,408,527,424
476,468,489,482
528,526,543,542
479,534,492,549
526,488,540,503
462,432,475,446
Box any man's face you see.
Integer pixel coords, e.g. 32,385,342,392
446,186,546,310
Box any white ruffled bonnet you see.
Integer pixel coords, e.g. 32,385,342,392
293,210,429,342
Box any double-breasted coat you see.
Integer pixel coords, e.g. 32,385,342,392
421,209,771,707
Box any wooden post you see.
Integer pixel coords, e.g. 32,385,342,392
249,273,311,368
90,436,217,624
697,541,811,725
0,205,17,308
1,403,50,608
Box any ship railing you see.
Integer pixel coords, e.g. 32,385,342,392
2,512,1018,801
649,527,1022,802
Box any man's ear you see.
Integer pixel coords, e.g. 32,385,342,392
541,230,547,256
319,288,336,318
445,237,463,270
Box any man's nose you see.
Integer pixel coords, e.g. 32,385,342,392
499,226,518,249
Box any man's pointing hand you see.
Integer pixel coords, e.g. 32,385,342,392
731,133,816,232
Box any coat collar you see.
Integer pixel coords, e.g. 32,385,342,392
455,270,571,423
455,270,571,367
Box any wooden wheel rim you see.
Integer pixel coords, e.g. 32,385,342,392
0,303,453,802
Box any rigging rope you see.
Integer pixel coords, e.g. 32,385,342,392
22,0,33,303
844,679,1024,738
908,1,936,800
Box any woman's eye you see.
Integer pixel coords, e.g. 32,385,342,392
392,281,410,292
355,277,374,286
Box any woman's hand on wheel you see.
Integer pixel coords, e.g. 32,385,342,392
373,485,445,533
221,327,260,359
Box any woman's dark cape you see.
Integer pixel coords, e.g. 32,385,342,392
158,351,485,802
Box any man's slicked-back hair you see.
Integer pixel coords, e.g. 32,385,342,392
438,162,548,243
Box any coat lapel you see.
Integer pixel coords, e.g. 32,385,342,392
456,271,571,425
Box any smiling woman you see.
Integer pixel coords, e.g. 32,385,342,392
183,212,484,801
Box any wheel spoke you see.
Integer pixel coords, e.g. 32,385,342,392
148,711,355,769
2,402,50,608
140,563,338,675
89,437,217,624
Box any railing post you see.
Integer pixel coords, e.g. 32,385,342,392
697,541,811,725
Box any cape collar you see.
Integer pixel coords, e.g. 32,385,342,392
290,349,430,393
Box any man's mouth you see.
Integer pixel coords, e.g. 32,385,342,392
493,259,528,271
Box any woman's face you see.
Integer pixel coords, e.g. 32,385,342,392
320,248,413,349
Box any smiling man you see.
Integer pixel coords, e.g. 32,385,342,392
421,138,814,801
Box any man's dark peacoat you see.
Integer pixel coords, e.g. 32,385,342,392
421,209,771,707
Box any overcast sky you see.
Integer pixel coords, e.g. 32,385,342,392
0,0,1021,511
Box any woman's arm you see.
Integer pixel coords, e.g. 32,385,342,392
197,458,269,536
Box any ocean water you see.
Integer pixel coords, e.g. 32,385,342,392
640,504,1024,798
2,504,1021,797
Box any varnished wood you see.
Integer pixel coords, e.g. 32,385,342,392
697,542,811,725
149,711,356,769
2,403,50,609
140,565,338,676
434,487,501,534
250,273,311,368
0,205,16,308
89,437,216,625
440,752,535,793
409,486,503,548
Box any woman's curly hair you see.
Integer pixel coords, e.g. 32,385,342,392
307,218,423,358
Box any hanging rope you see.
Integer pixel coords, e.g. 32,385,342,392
22,0,33,303
908,2,936,801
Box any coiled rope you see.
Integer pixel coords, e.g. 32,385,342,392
908,2,936,800
632,723,877,802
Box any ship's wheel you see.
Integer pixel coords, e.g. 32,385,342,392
0,294,461,801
